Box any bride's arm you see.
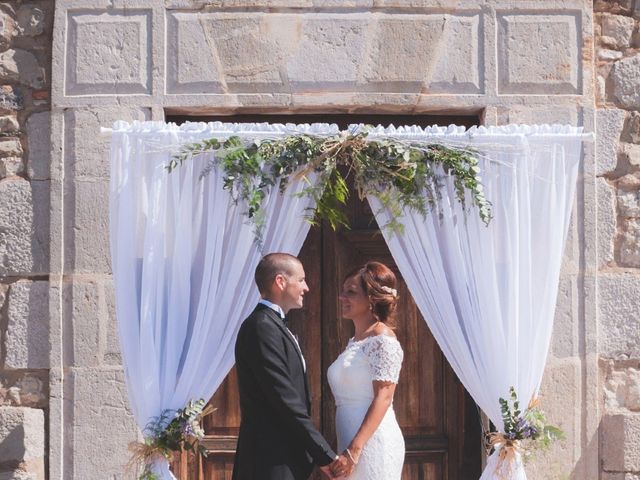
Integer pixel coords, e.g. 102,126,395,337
345,380,396,461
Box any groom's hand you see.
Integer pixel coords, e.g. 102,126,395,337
329,454,353,478
320,464,336,479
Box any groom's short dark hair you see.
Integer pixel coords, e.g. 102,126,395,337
255,253,301,295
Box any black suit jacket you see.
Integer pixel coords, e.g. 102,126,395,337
232,304,336,480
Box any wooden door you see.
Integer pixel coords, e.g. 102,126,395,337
168,113,482,479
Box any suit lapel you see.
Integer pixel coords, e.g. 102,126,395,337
257,304,307,377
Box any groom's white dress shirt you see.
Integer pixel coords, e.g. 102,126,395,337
258,299,307,372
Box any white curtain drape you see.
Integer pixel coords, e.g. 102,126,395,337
109,121,338,478
367,124,585,479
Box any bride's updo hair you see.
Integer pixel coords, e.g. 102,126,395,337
346,261,399,328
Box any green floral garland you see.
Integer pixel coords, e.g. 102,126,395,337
167,128,492,241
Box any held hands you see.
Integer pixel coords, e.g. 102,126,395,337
321,447,360,479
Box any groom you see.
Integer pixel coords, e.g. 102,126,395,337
232,253,351,480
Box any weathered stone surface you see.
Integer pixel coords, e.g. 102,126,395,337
0,116,19,133
0,157,23,177
600,274,640,358
598,178,617,266
103,280,121,365
65,108,148,179
167,12,481,94
595,0,634,12
0,179,49,276
0,471,39,480
4,281,49,370
0,86,23,113
63,280,109,367
526,359,580,479
64,180,110,273
68,368,138,479
623,111,640,144
66,11,151,95
0,139,22,158
16,6,45,37
551,276,577,358
602,413,640,471
620,219,640,267
599,48,624,60
26,112,49,180
506,106,579,125
605,365,640,412
618,174,640,217
612,54,640,109
0,50,45,89
0,373,47,409
602,474,640,480
601,14,635,49
0,407,44,462
597,108,627,175
620,142,640,167
0,11,16,51
498,13,579,94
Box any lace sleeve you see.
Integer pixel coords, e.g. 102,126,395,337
362,335,404,383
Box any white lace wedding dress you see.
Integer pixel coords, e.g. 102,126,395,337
327,334,405,479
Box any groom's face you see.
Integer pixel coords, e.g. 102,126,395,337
280,261,309,313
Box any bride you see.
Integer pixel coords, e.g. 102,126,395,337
327,261,405,479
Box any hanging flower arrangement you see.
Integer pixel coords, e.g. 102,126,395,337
486,387,564,479
167,127,492,241
128,399,215,480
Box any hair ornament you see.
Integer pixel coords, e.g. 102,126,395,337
381,286,398,298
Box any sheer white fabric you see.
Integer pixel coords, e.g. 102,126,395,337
328,335,405,479
367,124,585,480
109,121,337,478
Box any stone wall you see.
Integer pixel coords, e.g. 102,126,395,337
0,1,52,479
0,0,629,478
595,1,640,479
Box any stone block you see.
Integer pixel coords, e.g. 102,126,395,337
551,276,577,358
597,178,616,266
601,14,635,49
4,281,49,370
620,142,640,167
622,112,640,143
64,108,149,179
612,54,640,109
605,365,640,412
67,368,138,479
599,48,624,61
617,173,640,217
103,280,121,365
0,179,49,276
601,413,640,471
506,106,579,125
597,108,626,175
0,11,16,51
0,116,19,133
0,158,24,178
498,13,580,94
0,407,44,462
0,86,23,113
0,471,39,480
599,274,640,358
0,372,47,409
62,280,108,367
286,16,368,89
66,10,151,95
0,50,45,89
620,219,640,267
16,6,45,38
0,140,23,158
361,14,481,93
26,112,49,181
64,180,110,273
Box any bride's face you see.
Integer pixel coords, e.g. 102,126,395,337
339,275,370,320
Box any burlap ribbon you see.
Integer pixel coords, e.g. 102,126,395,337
487,432,524,480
